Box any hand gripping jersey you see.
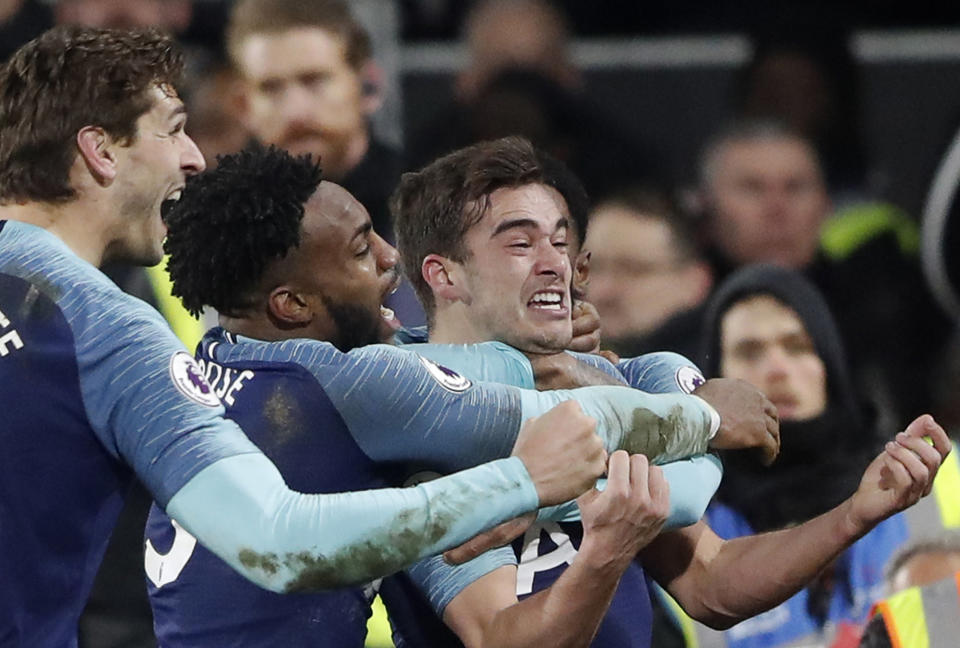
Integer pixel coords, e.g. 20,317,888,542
382,344,719,648
146,333,720,647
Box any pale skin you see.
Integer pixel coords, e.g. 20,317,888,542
703,135,831,269
887,550,960,593
720,295,827,421
234,26,379,181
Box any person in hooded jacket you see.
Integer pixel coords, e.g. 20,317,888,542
653,264,955,648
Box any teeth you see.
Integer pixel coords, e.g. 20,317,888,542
380,306,395,320
169,190,182,201
531,293,561,304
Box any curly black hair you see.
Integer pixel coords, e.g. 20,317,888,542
163,144,322,318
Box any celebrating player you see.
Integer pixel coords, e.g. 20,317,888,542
387,136,952,647
0,26,696,645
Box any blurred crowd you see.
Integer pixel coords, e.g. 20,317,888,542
6,1,960,647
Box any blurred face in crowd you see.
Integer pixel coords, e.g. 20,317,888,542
275,181,400,350
56,0,193,32
459,0,576,99
887,550,960,594
705,135,830,269
720,295,827,421
432,183,573,353
585,204,710,339
234,26,373,181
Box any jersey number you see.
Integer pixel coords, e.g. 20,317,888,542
144,519,198,588
515,521,579,596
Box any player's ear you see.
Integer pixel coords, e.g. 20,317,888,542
572,249,591,300
267,287,312,326
76,126,118,185
422,254,464,303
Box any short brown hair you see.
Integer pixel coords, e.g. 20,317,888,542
0,25,184,204
227,0,371,70
391,136,548,319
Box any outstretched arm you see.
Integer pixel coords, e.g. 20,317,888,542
644,415,950,628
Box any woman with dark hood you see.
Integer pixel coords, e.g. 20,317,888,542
680,264,928,648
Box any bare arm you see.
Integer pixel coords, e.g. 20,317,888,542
643,414,951,628
443,452,670,648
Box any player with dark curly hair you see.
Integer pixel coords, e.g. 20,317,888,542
0,27,634,644
146,143,734,646
164,145,321,318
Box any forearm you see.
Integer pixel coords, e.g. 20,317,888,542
519,385,718,463
663,501,863,628
166,453,539,593
463,540,626,648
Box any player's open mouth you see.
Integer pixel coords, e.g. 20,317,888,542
380,305,401,331
528,290,566,313
160,188,184,223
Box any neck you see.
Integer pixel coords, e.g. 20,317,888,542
428,307,485,345
0,199,112,266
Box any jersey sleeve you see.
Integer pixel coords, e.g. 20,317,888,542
284,341,524,472
405,547,518,617
67,273,260,507
165,452,537,592
616,352,706,395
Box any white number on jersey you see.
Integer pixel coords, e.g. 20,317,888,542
0,308,24,357
144,519,198,588
515,521,579,596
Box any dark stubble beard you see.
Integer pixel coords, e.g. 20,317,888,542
322,295,383,352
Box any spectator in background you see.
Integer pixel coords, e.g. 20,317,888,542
858,533,960,648
654,264,952,648
455,0,579,102
55,0,192,34
584,187,712,360
735,27,871,201
226,0,396,238
185,61,247,165
696,119,950,427
406,0,658,200
226,0,421,330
